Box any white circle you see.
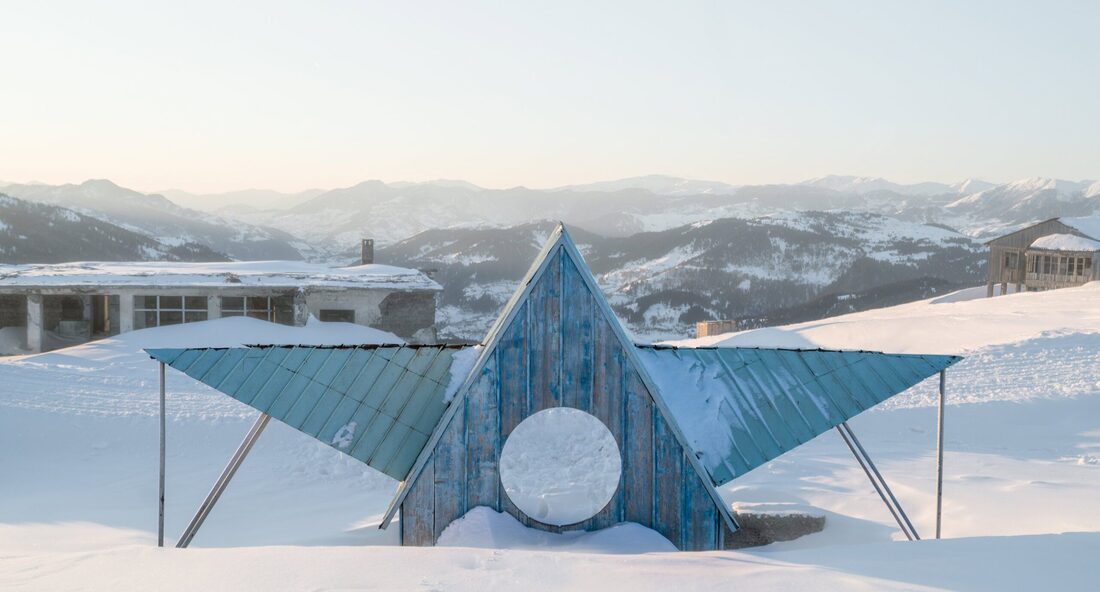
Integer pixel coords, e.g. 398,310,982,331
499,407,622,526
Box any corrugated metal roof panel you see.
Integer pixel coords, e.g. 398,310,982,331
636,346,961,487
146,345,469,480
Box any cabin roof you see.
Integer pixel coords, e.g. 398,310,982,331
1028,233,1100,253
1056,217,1100,242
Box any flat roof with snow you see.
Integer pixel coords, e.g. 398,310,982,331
1028,233,1100,252
0,261,441,290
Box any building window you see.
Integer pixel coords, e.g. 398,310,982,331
1069,257,1077,277
221,296,294,325
1059,256,1069,276
134,295,207,329
1043,255,1052,275
1005,252,1018,270
319,309,355,323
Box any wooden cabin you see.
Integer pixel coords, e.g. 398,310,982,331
985,217,1100,296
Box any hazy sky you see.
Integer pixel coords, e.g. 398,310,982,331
2,0,1098,193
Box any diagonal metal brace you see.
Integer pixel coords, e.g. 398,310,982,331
176,413,271,548
837,421,920,541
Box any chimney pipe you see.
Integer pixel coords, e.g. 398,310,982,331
361,239,375,265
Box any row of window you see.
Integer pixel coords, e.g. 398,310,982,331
133,295,354,329
1028,254,1093,277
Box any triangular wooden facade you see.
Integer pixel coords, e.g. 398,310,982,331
387,225,740,549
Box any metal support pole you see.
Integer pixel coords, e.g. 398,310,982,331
158,361,166,548
936,370,946,539
842,422,920,540
176,413,271,548
836,423,917,541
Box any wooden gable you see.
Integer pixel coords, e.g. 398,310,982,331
391,226,737,550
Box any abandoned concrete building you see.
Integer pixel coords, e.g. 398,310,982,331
986,217,1100,297
0,255,440,354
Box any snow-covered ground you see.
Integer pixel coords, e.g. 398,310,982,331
3,288,1100,590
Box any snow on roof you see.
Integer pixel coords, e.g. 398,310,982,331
665,281,1100,355
634,346,957,486
1028,233,1100,252
0,260,440,290
1058,217,1100,241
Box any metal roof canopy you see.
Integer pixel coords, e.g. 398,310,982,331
148,223,960,548
148,344,468,481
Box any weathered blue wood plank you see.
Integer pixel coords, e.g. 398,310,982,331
622,367,654,525
499,300,528,436
466,355,501,510
653,409,684,548
591,311,625,524
682,459,719,551
561,253,595,411
433,401,466,540
530,248,562,412
402,458,435,546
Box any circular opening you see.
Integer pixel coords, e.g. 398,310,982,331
499,407,622,526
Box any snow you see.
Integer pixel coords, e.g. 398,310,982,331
443,345,480,403
0,260,440,290
0,325,28,355
1028,233,1100,252
438,507,675,553
635,350,733,470
4,284,1100,589
669,281,1100,355
499,408,621,526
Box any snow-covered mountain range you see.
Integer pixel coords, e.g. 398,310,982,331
191,174,1100,250
0,194,226,263
1,180,307,260
378,214,984,339
5,173,1098,337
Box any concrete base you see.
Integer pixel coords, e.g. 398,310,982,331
725,512,826,549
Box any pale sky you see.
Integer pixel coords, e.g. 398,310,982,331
1,0,1098,193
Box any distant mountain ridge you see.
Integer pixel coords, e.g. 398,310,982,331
1,180,307,260
378,213,984,340
216,174,1099,250
7,173,1089,339
0,193,227,264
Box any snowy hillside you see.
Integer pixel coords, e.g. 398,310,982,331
3,283,1100,589
0,193,226,263
381,214,984,340
1,180,306,260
